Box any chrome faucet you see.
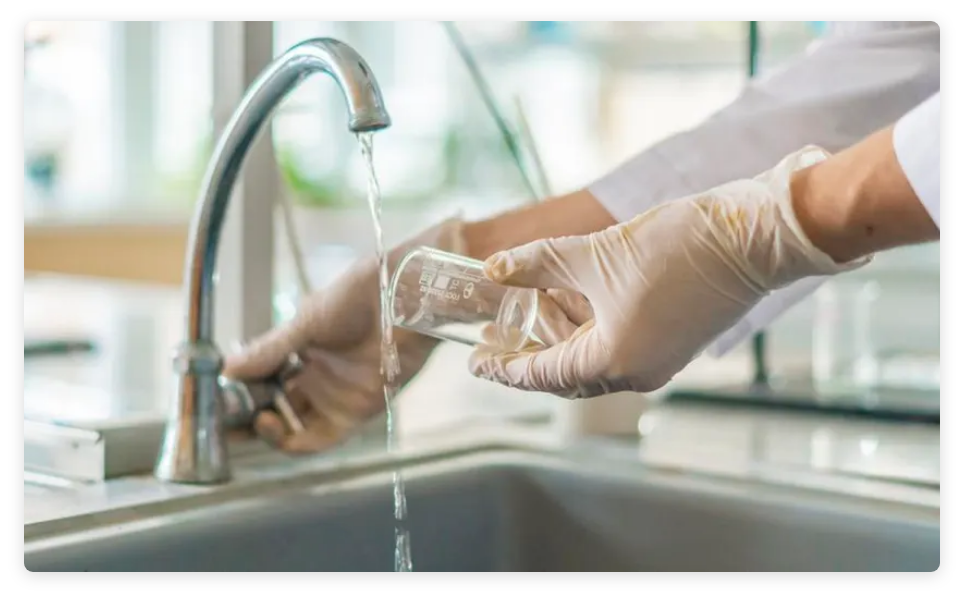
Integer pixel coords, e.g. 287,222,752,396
154,38,391,485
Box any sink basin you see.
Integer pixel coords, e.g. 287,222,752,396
24,448,938,571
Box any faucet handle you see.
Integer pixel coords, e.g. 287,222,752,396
218,376,269,428
272,353,307,434
219,352,307,433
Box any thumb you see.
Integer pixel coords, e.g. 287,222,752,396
483,235,585,292
469,321,603,395
222,320,306,381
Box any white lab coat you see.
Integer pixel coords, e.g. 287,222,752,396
587,21,940,356
894,91,940,228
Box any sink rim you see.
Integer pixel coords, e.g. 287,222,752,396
24,441,938,558
23,438,528,544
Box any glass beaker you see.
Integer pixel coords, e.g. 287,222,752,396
811,278,881,394
390,246,539,351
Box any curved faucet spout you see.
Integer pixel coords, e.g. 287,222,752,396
188,38,390,343
155,38,391,484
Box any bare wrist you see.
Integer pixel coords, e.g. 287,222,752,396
462,217,509,261
789,163,858,264
790,126,937,265
463,188,616,261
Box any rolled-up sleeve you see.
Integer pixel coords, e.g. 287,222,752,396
893,92,940,228
587,21,940,356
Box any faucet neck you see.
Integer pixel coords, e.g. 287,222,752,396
155,38,391,485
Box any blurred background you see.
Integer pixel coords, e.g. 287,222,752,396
23,21,820,219
22,20,938,387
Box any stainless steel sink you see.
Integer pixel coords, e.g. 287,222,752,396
24,448,939,572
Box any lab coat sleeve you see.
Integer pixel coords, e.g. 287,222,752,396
587,21,940,356
893,92,940,228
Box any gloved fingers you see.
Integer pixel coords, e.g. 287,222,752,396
483,236,586,292
480,321,547,353
573,376,637,399
479,322,502,347
284,358,384,440
530,290,580,346
222,322,307,381
253,409,345,455
279,416,344,455
252,411,289,448
249,375,313,448
469,321,604,395
279,390,388,454
294,277,376,350
292,351,380,416
280,415,344,454
546,288,594,327
549,381,615,401
477,290,576,351
278,373,314,415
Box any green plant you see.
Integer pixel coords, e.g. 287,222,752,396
276,144,446,210
157,135,350,210
440,125,463,189
164,121,523,212
276,146,354,209
157,130,213,209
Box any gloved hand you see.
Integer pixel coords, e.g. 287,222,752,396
222,217,466,453
469,146,871,399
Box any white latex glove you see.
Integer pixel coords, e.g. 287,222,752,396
469,146,871,399
222,218,466,453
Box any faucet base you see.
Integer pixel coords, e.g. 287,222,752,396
155,342,232,485
154,414,231,485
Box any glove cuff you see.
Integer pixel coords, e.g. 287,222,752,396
768,145,874,288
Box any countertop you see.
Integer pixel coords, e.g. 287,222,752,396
23,275,940,538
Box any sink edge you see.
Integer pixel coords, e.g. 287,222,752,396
25,436,938,555
23,438,536,544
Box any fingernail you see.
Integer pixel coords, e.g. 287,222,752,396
467,351,489,375
229,339,247,355
483,252,511,281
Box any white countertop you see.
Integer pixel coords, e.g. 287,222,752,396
23,275,940,538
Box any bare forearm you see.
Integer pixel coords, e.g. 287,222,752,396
462,188,616,260
790,125,939,264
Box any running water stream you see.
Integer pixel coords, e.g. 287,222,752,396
357,132,412,572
